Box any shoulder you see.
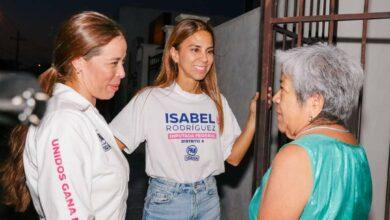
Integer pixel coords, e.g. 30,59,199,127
259,144,312,219
130,87,157,104
219,93,230,107
220,93,227,102
272,144,311,173
40,109,90,132
267,144,313,196
33,109,95,151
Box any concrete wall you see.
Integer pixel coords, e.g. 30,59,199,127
214,7,260,220
215,1,390,219
336,1,390,219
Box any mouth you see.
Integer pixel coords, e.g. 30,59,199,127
108,84,120,91
194,65,208,72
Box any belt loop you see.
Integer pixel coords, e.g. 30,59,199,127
175,182,180,195
206,176,210,191
206,176,214,191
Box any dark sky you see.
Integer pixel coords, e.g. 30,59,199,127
0,0,247,68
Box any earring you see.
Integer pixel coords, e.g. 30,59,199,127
309,115,314,123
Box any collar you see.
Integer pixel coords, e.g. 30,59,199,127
172,82,208,101
52,83,119,151
52,83,94,112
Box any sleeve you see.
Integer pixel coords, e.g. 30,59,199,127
36,110,95,220
109,89,149,154
220,95,242,160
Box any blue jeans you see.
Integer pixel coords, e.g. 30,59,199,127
142,176,220,220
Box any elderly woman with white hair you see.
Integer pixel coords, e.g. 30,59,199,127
249,44,372,219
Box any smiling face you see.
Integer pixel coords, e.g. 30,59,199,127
272,73,314,139
170,30,214,85
73,35,127,104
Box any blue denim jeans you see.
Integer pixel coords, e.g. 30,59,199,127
142,176,220,220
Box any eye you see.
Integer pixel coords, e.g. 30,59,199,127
208,50,214,55
190,48,200,53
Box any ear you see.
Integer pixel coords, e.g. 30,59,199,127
70,57,85,74
169,47,179,64
309,93,324,118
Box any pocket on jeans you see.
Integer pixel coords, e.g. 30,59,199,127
150,190,173,204
207,186,218,196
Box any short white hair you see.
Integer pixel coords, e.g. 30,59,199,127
276,43,364,121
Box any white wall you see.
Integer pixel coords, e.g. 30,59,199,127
214,7,260,220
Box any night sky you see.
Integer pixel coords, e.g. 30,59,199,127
0,0,247,69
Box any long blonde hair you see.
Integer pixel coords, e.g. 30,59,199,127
153,19,224,132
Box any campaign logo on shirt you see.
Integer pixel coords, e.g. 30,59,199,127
165,112,217,140
184,145,200,161
97,133,111,152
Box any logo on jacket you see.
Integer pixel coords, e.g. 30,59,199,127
97,133,111,152
184,145,199,161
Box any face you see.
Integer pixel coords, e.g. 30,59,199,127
272,73,313,139
170,30,214,83
76,35,127,103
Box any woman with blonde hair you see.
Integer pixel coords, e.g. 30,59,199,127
110,18,260,219
1,11,129,219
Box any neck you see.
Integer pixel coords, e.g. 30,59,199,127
295,124,349,138
65,81,96,106
176,75,201,94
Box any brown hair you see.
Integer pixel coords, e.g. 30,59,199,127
153,19,225,132
0,11,124,212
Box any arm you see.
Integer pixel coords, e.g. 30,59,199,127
258,144,312,219
226,93,258,166
226,87,272,166
37,111,95,219
110,91,149,153
115,137,126,150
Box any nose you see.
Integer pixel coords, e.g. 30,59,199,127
200,51,210,63
272,90,281,104
117,63,126,79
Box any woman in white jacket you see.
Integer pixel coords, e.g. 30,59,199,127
1,11,129,219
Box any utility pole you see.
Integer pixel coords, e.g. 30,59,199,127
10,30,26,70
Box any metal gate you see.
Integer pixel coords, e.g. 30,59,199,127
253,0,390,217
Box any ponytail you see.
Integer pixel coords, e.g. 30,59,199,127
0,67,60,211
39,67,62,96
0,125,30,211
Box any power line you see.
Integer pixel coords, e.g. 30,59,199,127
10,31,27,69
0,6,19,31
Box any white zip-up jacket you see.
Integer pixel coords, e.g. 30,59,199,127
24,83,129,220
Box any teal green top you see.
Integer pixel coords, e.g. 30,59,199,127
249,134,372,220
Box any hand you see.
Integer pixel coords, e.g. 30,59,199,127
266,86,273,109
250,87,272,116
249,92,259,117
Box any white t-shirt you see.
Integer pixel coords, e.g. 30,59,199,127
24,83,129,220
110,83,241,183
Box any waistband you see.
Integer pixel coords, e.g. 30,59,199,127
149,176,216,193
